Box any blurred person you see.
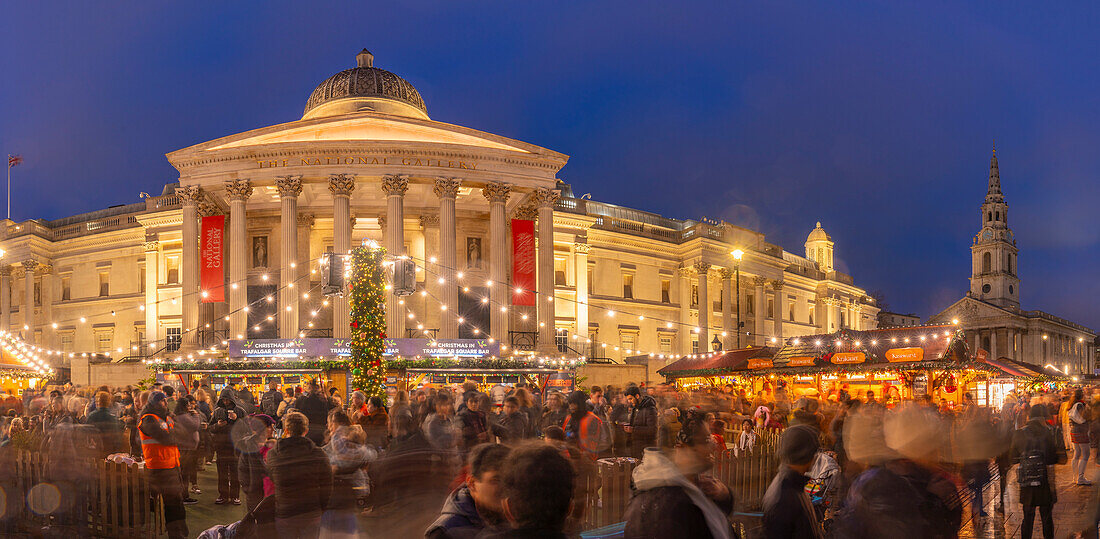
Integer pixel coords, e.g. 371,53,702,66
322,409,373,539
425,443,511,538
1069,389,1091,484
481,442,575,539
267,411,332,538
762,424,825,538
412,389,432,426
277,387,296,421
139,391,189,539
239,413,276,512
172,397,202,504
493,395,529,445
260,380,282,419
562,390,603,459
86,390,125,458
624,411,734,539
608,389,631,456
624,386,658,457
1011,403,1063,539
211,391,246,504
294,378,337,446
538,392,568,435
392,389,412,420
711,419,726,452
458,391,489,454
362,395,390,449
424,392,459,452
754,405,781,430
374,410,439,509
657,407,682,449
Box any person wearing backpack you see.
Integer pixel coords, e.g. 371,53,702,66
1011,403,1064,539
259,381,283,420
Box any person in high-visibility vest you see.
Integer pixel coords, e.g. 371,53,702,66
139,391,189,539
562,390,603,460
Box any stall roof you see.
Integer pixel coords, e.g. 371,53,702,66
981,357,1045,378
748,325,978,374
657,347,777,378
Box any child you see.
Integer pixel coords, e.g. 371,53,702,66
736,418,756,456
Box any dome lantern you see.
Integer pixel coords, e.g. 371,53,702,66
303,48,428,120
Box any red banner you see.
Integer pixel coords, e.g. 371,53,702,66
511,219,535,306
200,215,225,303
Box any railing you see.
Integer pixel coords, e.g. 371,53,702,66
509,330,538,352
196,328,229,348
302,327,334,338
1022,310,1093,333
6,450,164,537
406,328,438,339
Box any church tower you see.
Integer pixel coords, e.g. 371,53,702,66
969,145,1020,309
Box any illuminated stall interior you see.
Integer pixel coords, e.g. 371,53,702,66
658,347,778,390
0,333,53,395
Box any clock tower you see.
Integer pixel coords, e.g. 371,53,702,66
969,145,1020,309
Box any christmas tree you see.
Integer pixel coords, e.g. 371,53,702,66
349,244,387,398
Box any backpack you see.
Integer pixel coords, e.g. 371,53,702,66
1017,431,1047,487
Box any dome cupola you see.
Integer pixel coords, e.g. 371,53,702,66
303,49,429,120
805,221,835,272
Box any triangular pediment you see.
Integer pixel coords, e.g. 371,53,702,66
929,296,1011,325
200,112,537,154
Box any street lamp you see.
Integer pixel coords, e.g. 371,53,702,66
711,334,722,352
730,249,744,348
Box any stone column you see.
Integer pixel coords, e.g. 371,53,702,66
678,266,693,355
434,178,460,339
382,175,409,339
483,182,512,343
143,237,160,346
990,328,998,359
275,176,302,338
420,214,440,332
719,268,733,349
21,260,37,343
296,214,314,335
176,185,203,349
753,276,767,345
0,267,10,332
574,241,590,351
694,261,711,353
771,281,784,342
40,264,54,349
534,187,559,354
329,174,355,339
225,179,252,340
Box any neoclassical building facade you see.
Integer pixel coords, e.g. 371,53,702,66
0,49,880,367
930,149,1095,373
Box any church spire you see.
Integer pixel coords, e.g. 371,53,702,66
986,142,1003,203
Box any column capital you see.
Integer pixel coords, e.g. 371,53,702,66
574,242,591,255
381,174,409,196
275,175,303,198
197,199,220,217
678,264,695,278
0,266,10,277
718,268,734,280
482,181,511,204
21,259,38,272
770,279,784,291
175,185,204,205
143,240,160,253
297,213,315,227
532,187,560,208
419,214,440,228
693,260,712,275
328,174,356,196
433,177,461,199
752,275,768,287
37,264,52,275
225,179,253,201
513,204,538,220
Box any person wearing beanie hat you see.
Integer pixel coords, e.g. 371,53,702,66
762,425,824,538
1011,401,1064,539
139,390,189,539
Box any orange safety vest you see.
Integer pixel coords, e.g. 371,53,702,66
562,412,601,460
139,413,180,469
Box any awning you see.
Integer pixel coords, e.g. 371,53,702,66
981,357,1045,378
657,347,777,379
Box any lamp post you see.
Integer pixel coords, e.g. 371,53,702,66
731,249,743,348
711,334,722,352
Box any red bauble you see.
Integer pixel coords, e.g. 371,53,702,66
351,321,359,329
380,332,387,338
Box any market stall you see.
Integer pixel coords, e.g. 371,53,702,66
969,355,1067,408
657,347,778,390
0,333,52,397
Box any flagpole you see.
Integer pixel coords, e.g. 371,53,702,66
5,155,9,220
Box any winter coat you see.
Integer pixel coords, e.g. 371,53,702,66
324,426,376,511
762,464,825,539
265,435,333,519
1069,401,1091,444
627,396,658,456
424,413,458,451
259,389,282,418
210,399,246,453
292,392,335,446
172,410,201,451
457,408,488,452
375,429,438,504
85,407,125,456
623,448,734,539
426,484,500,539
362,408,390,449
538,408,567,436
1011,418,1061,506
492,411,529,444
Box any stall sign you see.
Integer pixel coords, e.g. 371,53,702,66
383,338,501,358
546,372,575,393
885,347,924,363
228,337,500,358
788,356,816,367
975,349,989,362
831,352,866,365
246,376,262,385
430,375,447,384
748,358,774,369
229,338,309,358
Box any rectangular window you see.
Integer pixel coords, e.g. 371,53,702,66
60,331,74,353
621,334,636,354
659,335,673,353
691,337,699,354
165,327,182,352
747,294,755,315
61,276,71,301
808,303,815,326
554,258,567,286
587,267,593,295
95,330,113,354
139,265,146,293
767,298,774,319
555,328,568,352
788,299,796,322
622,274,634,299
166,257,180,284
661,280,671,303
99,272,109,297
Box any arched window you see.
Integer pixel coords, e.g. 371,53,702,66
987,212,992,222
995,211,1000,221
982,252,991,273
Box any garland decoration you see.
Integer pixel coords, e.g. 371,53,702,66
350,244,387,399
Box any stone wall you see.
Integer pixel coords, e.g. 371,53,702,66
575,364,648,389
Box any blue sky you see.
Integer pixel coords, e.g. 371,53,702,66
1,1,1097,328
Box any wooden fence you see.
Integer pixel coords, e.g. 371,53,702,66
2,451,163,537
582,443,780,531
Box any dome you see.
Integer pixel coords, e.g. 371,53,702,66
303,49,429,120
807,221,832,242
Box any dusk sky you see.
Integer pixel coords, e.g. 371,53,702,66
1,2,1097,329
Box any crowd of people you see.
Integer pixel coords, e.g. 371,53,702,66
1,378,1099,538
